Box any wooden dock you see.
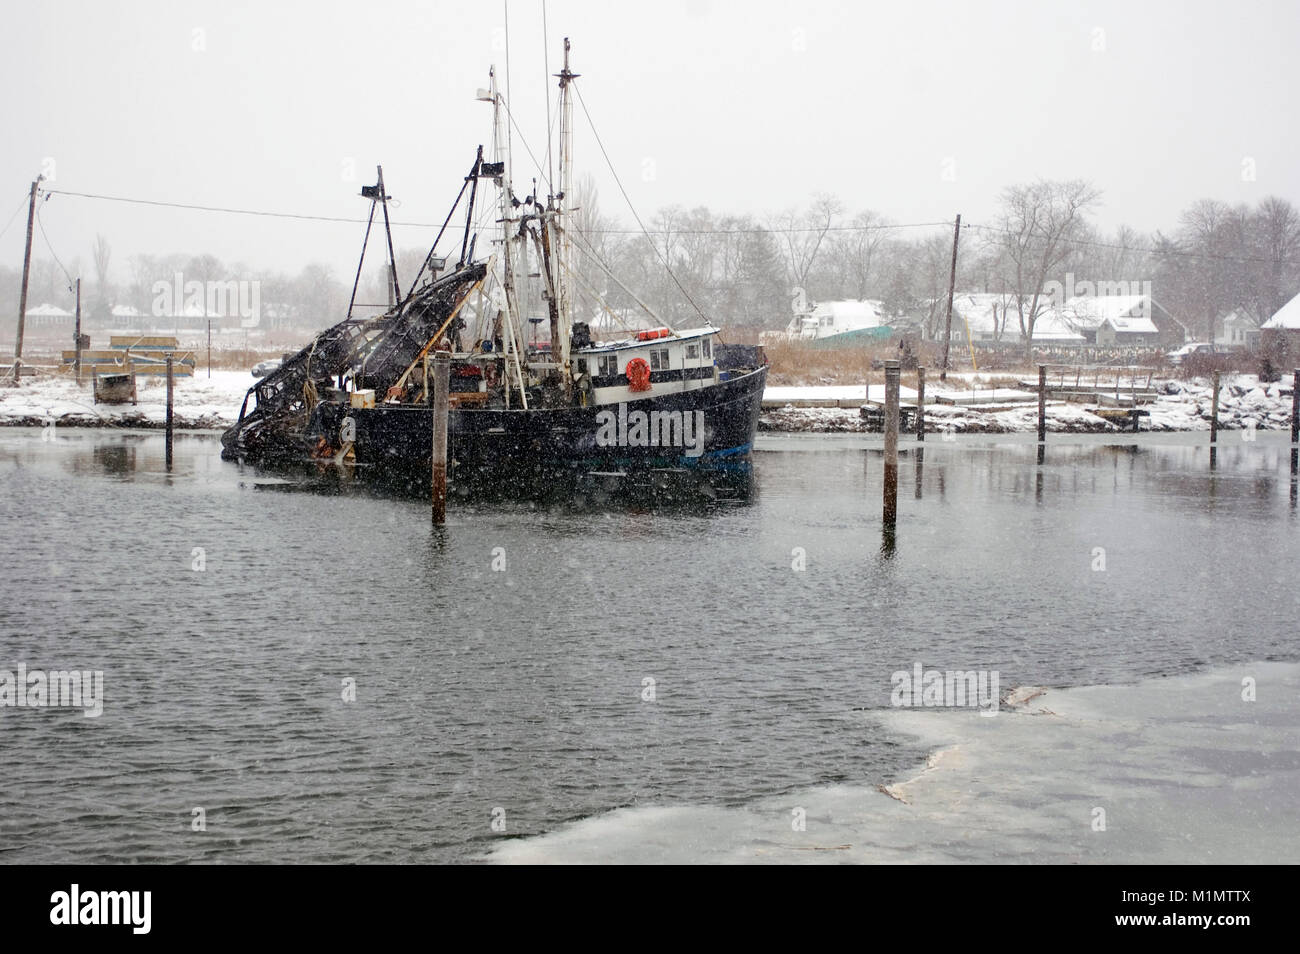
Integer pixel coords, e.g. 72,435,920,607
1018,365,1157,407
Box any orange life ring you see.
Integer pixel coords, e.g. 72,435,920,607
626,357,652,392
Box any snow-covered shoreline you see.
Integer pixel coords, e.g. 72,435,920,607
0,370,254,430
761,374,1297,434
1,370,1293,435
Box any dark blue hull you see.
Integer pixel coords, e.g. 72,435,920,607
310,366,766,482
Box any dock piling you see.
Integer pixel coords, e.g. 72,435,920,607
1037,364,1047,465
165,352,174,471
1210,370,1221,468
916,366,925,441
1291,368,1298,483
431,350,450,525
884,359,900,528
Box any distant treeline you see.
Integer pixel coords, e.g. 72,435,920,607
2,180,1296,351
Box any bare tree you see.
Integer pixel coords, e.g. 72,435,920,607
824,210,890,300
1247,196,1300,322
770,193,843,298
987,179,1101,357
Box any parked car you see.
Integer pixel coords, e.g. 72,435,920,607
251,358,282,378
1167,342,1213,365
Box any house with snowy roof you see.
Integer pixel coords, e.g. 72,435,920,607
1215,310,1260,350
1260,292,1300,368
24,303,73,327
947,293,1085,345
1053,294,1184,348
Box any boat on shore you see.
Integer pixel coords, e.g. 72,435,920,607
221,38,766,495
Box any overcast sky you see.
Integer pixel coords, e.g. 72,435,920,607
3,0,1298,287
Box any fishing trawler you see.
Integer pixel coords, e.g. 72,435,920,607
220,39,767,492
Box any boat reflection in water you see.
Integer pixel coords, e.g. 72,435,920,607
242,452,757,513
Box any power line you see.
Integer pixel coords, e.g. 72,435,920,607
965,221,1300,267
575,220,953,236
0,192,30,244
35,200,76,289
38,186,1300,268
44,188,472,231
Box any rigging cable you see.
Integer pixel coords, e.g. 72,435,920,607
503,0,514,184
43,188,469,230
572,81,711,324
541,0,555,191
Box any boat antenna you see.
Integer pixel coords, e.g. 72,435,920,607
376,165,400,310
459,145,484,266
554,37,577,389
402,150,480,302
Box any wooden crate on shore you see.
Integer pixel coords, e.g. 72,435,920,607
93,372,137,405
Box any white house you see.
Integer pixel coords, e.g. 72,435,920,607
948,293,1085,345
1261,292,1300,367
24,303,73,327
1056,295,1161,346
1216,310,1260,350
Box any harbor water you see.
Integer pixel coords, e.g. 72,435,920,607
0,428,1295,862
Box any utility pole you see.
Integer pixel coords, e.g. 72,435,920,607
939,213,961,382
11,176,42,385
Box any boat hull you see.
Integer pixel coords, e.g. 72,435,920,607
309,366,766,481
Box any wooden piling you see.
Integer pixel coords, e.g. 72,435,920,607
165,352,174,471
1037,364,1047,465
916,366,925,441
1291,368,1298,482
1037,364,1047,444
1291,368,1298,447
883,359,899,527
1210,370,1220,467
431,350,450,525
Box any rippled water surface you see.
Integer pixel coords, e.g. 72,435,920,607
0,428,1295,862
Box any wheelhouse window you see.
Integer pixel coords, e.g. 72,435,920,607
597,354,619,377
649,348,670,371
702,337,711,358
685,344,700,360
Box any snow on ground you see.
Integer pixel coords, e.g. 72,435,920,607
0,369,1293,435
0,370,254,428
764,385,872,402
489,661,1300,864
761,373,1296,434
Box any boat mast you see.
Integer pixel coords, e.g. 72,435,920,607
485,66,529,408
551,37,578,397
